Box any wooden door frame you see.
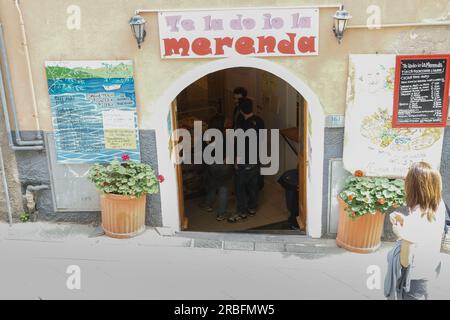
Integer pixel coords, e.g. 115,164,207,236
171,100,188,230
298,100,308,230
155,57,325,237
172,96,309,232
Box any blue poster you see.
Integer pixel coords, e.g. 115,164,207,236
46,60,140,163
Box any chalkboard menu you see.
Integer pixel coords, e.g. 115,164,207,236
393,55,450,128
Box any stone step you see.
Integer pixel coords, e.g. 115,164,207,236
177,231,344,254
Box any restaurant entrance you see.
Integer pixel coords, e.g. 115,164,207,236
171,67,308,234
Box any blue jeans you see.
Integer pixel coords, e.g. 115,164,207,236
205,186,228,216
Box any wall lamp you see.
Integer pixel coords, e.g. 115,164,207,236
333,6,352,44
129,14,147,49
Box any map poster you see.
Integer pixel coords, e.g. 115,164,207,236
343,54,445,178
393,55,450,128
46,60,141,164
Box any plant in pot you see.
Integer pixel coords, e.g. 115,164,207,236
337,170,405,254
88,154,164,239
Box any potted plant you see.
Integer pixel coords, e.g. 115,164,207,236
337,170,405,253
88,154,164,239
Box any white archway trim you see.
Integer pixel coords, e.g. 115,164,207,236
147,57,325,238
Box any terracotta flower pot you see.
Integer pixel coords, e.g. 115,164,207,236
336,197,385,254
100,193,146,239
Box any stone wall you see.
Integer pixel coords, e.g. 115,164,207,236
13,130,162,226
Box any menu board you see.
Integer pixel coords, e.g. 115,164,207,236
343,54,445,178
393,55,450,128
46,60,140,164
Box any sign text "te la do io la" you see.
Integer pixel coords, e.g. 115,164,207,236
158,8,320,59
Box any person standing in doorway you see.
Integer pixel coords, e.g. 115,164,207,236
389,162,446,300
227,87,265,191
201,114,234,221
228,98,265,223
228,87,248,130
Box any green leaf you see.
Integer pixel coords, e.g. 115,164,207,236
87,159,161,196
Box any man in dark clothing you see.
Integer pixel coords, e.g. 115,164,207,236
228,98,265,223
201,113,234,221
230,87,265,191
231,87,248,129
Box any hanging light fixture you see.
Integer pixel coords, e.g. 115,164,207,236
333,6,352,44
129,15,147,49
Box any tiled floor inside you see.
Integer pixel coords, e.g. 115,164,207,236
185,176,296,232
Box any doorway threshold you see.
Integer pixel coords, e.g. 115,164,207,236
178,231,307,243
175,231,341,254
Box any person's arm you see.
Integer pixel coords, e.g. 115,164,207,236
390,212,405,239
391,212,415,267
400,240,413,268
390,212,405,226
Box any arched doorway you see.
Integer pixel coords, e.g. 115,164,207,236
150,57,325,238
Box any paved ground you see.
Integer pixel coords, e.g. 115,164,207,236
0,222,449,300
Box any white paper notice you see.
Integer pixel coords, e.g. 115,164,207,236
102,110,136,129
102,111,138,150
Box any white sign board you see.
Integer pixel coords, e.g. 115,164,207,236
158,8,319,59
343,54,445,178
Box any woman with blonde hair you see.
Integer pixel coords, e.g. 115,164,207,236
390,162,446,300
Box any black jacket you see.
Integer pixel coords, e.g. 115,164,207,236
235,114,265,165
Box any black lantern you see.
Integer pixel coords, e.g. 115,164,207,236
129,15,147,49
333,6,352,44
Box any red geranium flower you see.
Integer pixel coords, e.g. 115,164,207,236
121,154,130,161
354,170,364,177
157,175,165,183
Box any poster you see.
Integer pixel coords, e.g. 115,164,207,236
158,8,319,59
343,55,445,178
393,55,450,128
46,60,140,163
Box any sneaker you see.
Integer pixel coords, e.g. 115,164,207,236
199,203,213,212
216,215,226,222
248,209,257,217
227,214,248,223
